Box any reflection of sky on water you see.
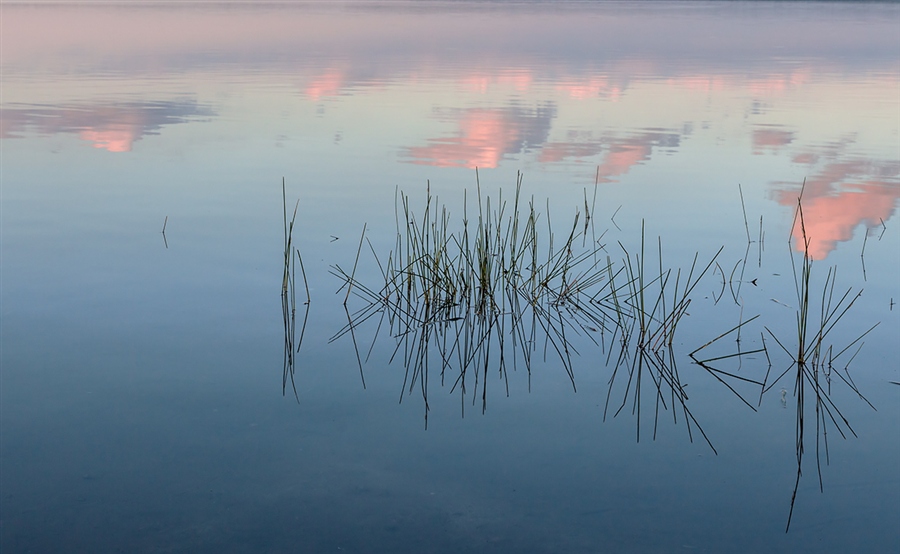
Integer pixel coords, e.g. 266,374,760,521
305,70,344,101
3,4,899,553
538,129,683,182
1,100,213,152
403,104,555,168
771,156,900,260
672,68,812,96
7,2,898,75
752,125,795,154
554,75,626,101
3,1,898,260
752,127,900,259
400,106,683,177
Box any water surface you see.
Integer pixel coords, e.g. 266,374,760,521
2,1,899,552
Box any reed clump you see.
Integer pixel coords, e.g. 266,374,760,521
331,171,728,437
321,175,882,530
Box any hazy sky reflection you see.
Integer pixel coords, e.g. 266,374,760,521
539,130,682,182
3,2,897,259
1,100,213,152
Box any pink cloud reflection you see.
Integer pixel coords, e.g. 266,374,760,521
598,143,652,180
80,125,140,152
1,100,211,152
775,158,900,259
305,70,345,101
539,131,681,182
404,106,553,169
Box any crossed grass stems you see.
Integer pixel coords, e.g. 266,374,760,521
690,179,877,531
285,174,878,532
331,172,722,443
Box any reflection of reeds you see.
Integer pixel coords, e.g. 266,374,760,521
313,174,884,530
765,196,877,532
601,228,725,449
331,174,733,438
691,184,878,532
282,179,310,400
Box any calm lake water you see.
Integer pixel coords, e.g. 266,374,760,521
2,1,899,552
